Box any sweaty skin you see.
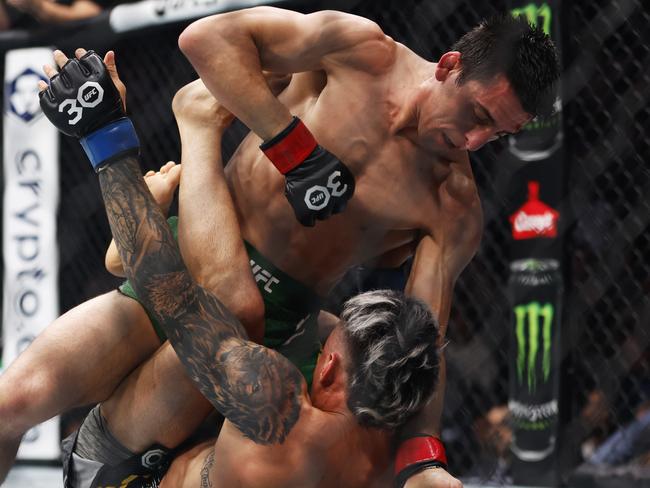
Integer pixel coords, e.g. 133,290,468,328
176,8,535,486
179,4,490,465
97,80,397,488
177,8,497,298
0,7,532,486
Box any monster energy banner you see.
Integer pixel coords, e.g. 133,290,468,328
508,0,562,164
505,1,565,484
508,260,562,485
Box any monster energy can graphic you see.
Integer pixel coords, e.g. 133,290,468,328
508,1,563,162
508,258,562,485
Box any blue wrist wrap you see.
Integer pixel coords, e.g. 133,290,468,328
80,118,140,171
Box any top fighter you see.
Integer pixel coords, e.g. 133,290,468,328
0,7,559,487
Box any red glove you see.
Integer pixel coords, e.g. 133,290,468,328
395,435,448,488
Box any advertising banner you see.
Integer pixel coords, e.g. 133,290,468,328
2,47,61,460
508,259,562,485
110,0,293,33
506,1,564,485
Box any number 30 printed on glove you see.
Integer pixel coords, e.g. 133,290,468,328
261,116,355,227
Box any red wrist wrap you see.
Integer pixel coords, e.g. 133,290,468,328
261,117,318,174
394,436,448,476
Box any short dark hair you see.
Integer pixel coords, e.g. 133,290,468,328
340,290,440,430
452,13,560,118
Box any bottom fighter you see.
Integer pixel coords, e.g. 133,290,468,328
39,51,442,487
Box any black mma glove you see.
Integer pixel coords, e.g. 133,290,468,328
260,116,355,227
39,51,139,172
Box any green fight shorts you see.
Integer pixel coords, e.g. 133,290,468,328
118,216,322,386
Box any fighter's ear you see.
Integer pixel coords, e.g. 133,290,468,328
435,51,461,82
318,352,341,388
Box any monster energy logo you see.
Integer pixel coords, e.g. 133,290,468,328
512,3,552,35
514,301,554,392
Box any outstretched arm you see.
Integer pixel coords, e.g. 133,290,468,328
105,162,181,277
39,50,306,445
399,169,482,488
99,156,304,444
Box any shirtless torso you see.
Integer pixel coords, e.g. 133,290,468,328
227,45,481,295
160,376,396,488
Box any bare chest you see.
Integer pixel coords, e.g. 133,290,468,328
227,73,441,291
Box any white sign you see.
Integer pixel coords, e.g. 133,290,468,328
2,47,60,460
110,0,287,33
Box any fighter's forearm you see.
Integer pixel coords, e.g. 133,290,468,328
98,156,239,333
178,13,292,141
98,156,246,384
399,358,447,439
98,155,303,444
401,237,455,437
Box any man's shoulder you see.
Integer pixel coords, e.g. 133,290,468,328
439,152,480,208
318,12,398,74
446,160,483,242
233,404,333,484
424,153,483,244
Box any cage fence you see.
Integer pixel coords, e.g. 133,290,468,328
0,0,648,486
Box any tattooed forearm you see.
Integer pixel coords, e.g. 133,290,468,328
200,450,215,488
97,156,303,444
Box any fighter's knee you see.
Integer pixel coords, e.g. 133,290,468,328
230,286,265,343
177,23,198,57
0,374,49,436
178,18,213,61
235,288,265,323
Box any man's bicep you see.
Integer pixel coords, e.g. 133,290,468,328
227,7,393,73
169,288,306,445
211,339,307,444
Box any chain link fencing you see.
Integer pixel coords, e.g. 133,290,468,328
0,0,648,485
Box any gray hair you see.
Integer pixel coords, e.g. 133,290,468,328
340,290,440,430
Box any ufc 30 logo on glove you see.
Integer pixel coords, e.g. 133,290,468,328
39,51,139,172
260,117,355,227
59,81,104,125
39,51,126,138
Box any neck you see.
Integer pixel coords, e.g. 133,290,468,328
391,66,438,137
314,394,394,457
339,424,395,482
311,387,347,414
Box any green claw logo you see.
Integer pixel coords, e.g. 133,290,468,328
514,301,554,392
511,3,552,35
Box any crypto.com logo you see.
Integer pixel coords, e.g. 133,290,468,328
6,68,48,123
